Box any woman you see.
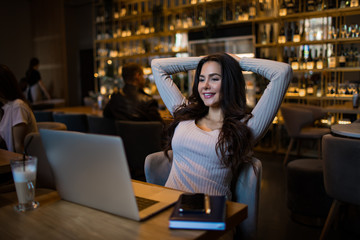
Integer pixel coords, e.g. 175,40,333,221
25,57,51,103
0,64,38,153
151,53,292,199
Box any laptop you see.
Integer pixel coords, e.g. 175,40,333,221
39,129,181,221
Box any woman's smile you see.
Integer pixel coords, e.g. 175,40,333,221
198,61,222,108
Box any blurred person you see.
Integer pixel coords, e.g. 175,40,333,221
24,57,51,103
0,64,38,153
103,62,162,122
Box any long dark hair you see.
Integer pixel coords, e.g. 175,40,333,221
163,53,254,181
0,64,26,106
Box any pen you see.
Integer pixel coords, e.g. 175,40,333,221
205,194,211,214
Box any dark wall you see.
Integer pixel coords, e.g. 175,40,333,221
64,0,94,106
0,0,33,81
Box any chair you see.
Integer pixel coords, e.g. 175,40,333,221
37,122,67,130
286,158,332,227
280,104,330,166
24,132,56,190
144,152,262,240
320,134,360,240
116,121,163,181
87,115,117,135
33,111,54,122
53,113,88,132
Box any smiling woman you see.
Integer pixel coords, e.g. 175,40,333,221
151,53,292,202
198,61,222,109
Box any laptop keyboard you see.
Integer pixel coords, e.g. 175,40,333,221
136,196,159,211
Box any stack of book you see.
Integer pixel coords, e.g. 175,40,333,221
169,193,227,230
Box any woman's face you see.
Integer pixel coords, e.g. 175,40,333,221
198,61,222,108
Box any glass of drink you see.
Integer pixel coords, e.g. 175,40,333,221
10,156,39,212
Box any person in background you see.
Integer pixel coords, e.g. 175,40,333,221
25,57,51,103
103,62,162,122
151,53,291,200
0,64,38,153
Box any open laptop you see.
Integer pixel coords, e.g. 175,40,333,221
39,129,181,221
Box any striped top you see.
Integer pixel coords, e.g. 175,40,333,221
151,57,292,198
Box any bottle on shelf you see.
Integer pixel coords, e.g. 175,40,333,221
350,0,359,7
306,74,314,96
301,21,306,42
328,46,337,68
278,24,286,44
339,46,347,67
287,0,295,14
249,0,257,19
290,48,300,70
287,22,293,42
260,25,267,44
307,0,316,11
300,48,307,70
316,48,324,70
269,24,274,43
354,47,359,67
307,48,315,70
279,0,287,16
340,0,346,8
316,0,324,10
293,22,301,42
283,48,290,64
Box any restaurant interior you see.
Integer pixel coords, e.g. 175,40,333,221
0,0,359,239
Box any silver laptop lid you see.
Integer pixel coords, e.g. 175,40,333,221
40,129,140,220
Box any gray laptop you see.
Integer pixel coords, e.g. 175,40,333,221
40,129,181,221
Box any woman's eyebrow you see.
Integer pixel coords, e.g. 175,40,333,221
199,73,222,78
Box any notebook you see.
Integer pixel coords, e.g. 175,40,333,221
39,129,181,221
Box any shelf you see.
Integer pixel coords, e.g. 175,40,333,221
95,50,189,61
255,37,360,48
279,6,360,20
284,95,354,101
291,67,360,73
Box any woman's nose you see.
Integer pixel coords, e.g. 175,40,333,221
203,80,210,89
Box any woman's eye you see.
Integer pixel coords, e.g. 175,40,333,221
212,78,220,81
199,78,205,82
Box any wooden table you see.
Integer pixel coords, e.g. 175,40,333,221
51,106,174,124
331,123,360,139
322,102,360,115
0,149,22,174
0,187,247,240
52,106,103,117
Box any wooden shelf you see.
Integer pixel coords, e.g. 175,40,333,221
95,50,189,61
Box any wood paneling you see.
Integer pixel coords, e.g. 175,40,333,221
31,0,68,102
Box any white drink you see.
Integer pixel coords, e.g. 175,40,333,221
12,165,36,204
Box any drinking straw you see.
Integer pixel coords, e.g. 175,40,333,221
22,135,34,171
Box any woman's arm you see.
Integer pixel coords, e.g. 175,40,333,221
239,58,292,143
38,80,51,100
151,57,202,115
12,123,27,153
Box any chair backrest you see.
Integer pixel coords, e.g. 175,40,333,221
87,115,117,135
322,134,360,205
144,152,262,240
116,121,163,181
280,104,315,138
33,111,54,122
144,151,172,186
37,122,67,131
233,158,262,240
53,113,88,132
24,132,56,190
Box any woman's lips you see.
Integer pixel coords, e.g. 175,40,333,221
203,93,215,99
